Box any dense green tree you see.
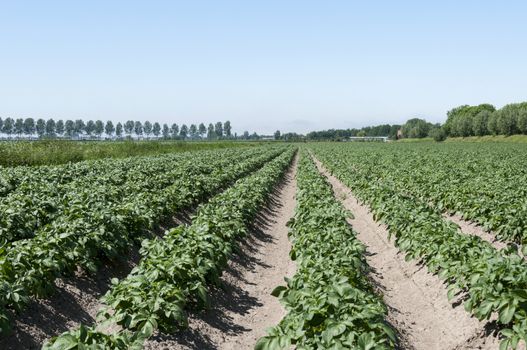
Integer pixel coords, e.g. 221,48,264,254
94,120,104,138
14,118,24,136
215,121,223,138
180,124,188,139
143,121,152,138
198,123,206,138
134,121,143,137
170,123,179,139
497,104,518,136
224,120,231,138
445,104,495,137
74,119,85,135
473,110,490,136
153,122,161,138
429,127,446,142
45,118,56,137
2,118,14,136
401,118,433,138
23,118,35,135
36,119,45,137
0,118,3,132
207,123,215,139
242,130,249,139
189,124,197,139
124,120,134,136
487,112,500,135
105,121,115,137
115,122,123,138
518,105,527,134
274,130,281,140
55,120,65,136
162,123,170,139
85,120,95,136
65,120,75,137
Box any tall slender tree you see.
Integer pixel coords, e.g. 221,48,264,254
65,120,75,138
0,118,3,134
105,121,115,138
207,123,215,139
2,118,14,137
94,120,104,138
162,123,170,139
153,122,161,138
215,121,223,139
171,123,179,139
45,118,56,137
55,120,65,136
134,121,143,137
74,119,85,136
180,124,188,139
115,122,123,138
189,124,197,139
24,118,35,136
85,120,95,136
198,123,206,138
36,119,46,138
143,121,153,139
124,120,134,137
224,120,231,138
14,118,24,137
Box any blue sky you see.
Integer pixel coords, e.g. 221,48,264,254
1,0,526,134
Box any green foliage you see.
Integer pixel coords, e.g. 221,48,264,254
401,118,434,138
257,152,396,349
45,148,295,348
0,146,287,335
313,142,527,349
0,140,263,167
445,104,496,137
429,127,446,142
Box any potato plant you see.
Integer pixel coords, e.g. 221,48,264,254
0,146,286,335
43,148,296,349
256,152,396,350
0,147,266,247
313,144,527,349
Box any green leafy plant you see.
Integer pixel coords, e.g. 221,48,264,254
256,152,396,349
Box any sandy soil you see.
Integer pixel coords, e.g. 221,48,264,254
144,155,298,350
0,212,193,350
313,157,499,350
445,214,509,251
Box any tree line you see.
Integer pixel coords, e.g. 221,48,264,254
0,118,241,140
300,101,527,142
444,103,527,137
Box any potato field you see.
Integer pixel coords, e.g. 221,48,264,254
0,142,526,349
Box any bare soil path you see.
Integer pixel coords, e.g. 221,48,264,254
312,156,499,350
145,155,298,350
445,214,509,251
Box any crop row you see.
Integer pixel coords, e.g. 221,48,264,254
256,152,395,349
313,145,527,349
319,142,527,248
0,146,286,335
44,147,296,349
0,147,263,246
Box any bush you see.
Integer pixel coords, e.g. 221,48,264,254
429,128,447,142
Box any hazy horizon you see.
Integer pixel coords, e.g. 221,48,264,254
1,1,526,135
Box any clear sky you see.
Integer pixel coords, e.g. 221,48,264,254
1,0,526,135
